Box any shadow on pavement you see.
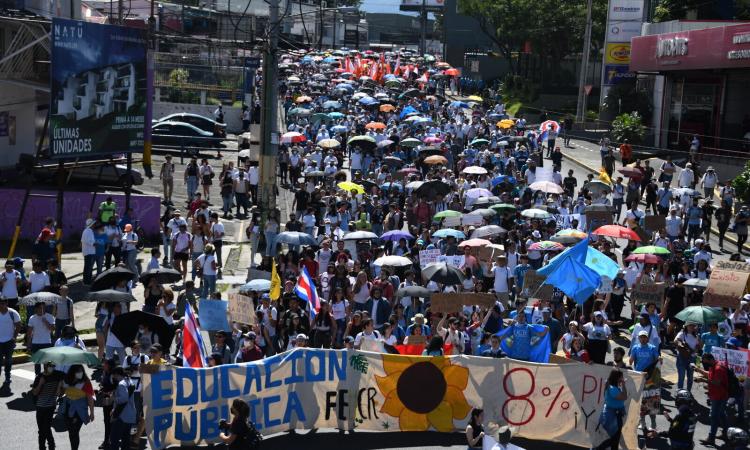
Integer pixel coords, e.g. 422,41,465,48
6,396,35,412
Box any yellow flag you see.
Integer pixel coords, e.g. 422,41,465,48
598,168,611,185
270,258,281,300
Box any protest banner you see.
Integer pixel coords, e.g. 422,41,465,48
419,249,441,266
443,216,461,227
521,270,554,299
598,276,613,295
643,215,666,234
462,214,484,226
143,349,645,450
703,269,750,309
430,293,496,313
585,211,612,232
630,281,665,306
711,347,750,381
197,299,231,331
553,214,571,230
437,254,465,267
227,293,257,326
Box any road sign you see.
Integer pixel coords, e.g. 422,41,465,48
584,84,593,95
244,57,261,70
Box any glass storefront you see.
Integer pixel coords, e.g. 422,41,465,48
665,75,721,152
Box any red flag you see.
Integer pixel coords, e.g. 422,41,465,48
393,344,454,355
392,56,400,75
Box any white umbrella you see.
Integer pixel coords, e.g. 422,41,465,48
405,181,424,190
529,181,564,194
521,208,552,219
470,225,507,239
343,231,379,240
462,166,488,175
465,188,493,199
374,255,413,267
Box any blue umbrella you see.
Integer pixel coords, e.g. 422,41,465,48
323,56,337,63
491,175,517,187
433,229,466,239
399,106,418,119
359,97,379,106
323,100,342,110
335,83,354,91
450,101,469,108
381,230,415,241
240,279,271,293
331,125,348,133
380,182,403,191
328,112,345,119
274,231,316,247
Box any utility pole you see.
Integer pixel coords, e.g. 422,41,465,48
575,0,593,127
258,0,279,233
143,0,155,180
420,0,426,55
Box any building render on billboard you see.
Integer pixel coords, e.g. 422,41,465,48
55,63,138,121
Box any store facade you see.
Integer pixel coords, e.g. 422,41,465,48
630,22,750,155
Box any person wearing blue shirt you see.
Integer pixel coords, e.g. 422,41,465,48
597,369,629,450
700,322,724,355
110,367,136,450
93,223,108,277
630,331,662,372
513,256,531,296
502,310,548,360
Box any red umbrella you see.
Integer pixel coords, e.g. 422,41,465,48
444,68,460,76
618,167,643,179
625,253,663,264
593,224,641,241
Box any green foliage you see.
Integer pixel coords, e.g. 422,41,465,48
653,0,750,21
602,84,652,121
611,112,646,144
168,68,189,86
500,74,538,102
206,97,222,106
732,161,750,204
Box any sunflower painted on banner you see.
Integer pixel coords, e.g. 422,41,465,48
375,355,472,432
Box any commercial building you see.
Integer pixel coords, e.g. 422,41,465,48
630,20,750,155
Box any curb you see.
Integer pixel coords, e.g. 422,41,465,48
12,335,99,366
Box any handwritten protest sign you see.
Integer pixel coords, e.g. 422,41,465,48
430,293,496,313
419,249,441,266
437,254,465,267
521,269,554,299
704,269,749,309
585,211,612,232
143,349,645,450
197,299,231,331
443,216,461,227
711,347,750,381
461,214,483,226
228,293,257,326
715,260,750,273
630,281,665,306
643,215,666,234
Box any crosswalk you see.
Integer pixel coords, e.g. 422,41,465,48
10,368,36,381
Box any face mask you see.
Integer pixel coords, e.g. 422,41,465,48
139,328,145,334
45,367,54,375
75,372,84,380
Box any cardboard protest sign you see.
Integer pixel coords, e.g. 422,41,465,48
715,260,750,273
443,216,461,227
630,281,665,306
143,349,645,450
703,269,750,309
437,254,465,267
643,215,666,234
404,335,426,345
585,211,612,232
228,293,257,326
419,249,441,267
430,293,497,313
521,270,555,299
197,299,231,331
461,214,483,226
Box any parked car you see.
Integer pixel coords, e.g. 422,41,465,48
151,121,220,148
155,113,226,137
25,158,144,187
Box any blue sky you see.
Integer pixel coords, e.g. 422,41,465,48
361,0,417,15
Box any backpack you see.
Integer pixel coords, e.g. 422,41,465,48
245,420,263,449
726,365,742,398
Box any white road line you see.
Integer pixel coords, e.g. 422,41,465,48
11,368,36,381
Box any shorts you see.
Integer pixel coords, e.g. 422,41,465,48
174,252,189,262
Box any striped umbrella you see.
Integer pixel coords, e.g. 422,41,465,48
528,241,564,251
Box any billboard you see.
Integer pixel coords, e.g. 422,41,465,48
607,21,642,43
608,0,644,21
401,0,445,6
50,18,147,159
603,64,636,85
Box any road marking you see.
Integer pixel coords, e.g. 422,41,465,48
11,368,36,381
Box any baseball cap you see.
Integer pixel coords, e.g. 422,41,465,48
532,230,541,239
296,333,308,341
639,311,650,318
541,307,551,314
638,330,649,337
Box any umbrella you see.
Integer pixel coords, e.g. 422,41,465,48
397,286,432,298
467,208,496,218
380,230,415,241
472,197,501,208
380,104,396,112
239,279,272,293
343,231,379,240
521,208,552,219
433,210,462,220
317,138,341,149
83,289,136,303
401,138,422,147
111,310,174,350
418,146,443,156
421,262,465,285
583,180,612,195
471,225,507,239
432,229,466,239
470,138,490,147
330,125,348,133
490,203,517,213
398,167,419,176
593,225,641,241
424,155,448,165
539,120,560,132
305,171,325,177
347,135,376,146
443,68,460,77
275,231,317,247
462,166,488,175
365,121,386,130
618,167,643,179
382,157,404,168
633,246,671,255
337,181,365,194
458,238,491,248
322,100,342,110
90,266,135,291
139,268,182,285
584,204,613,213
377,139,395,149
675,306,725,325
311,113,331,124
528,241,565,251
673,188,701,198
529,181,564,194
328,112,345,119
281,131,307,144
287,108,311,117
467,95,483,102
405,180,424,190
381,182,403,191
550,229,587,244
30,346,99,366
295,95,313,103
450,101,469,109
465,188,493,199
423,136,444,145
624,253,663,264
416,180,452,197
374,255,413,267
683,278,709,289
19,292,62,306
497,119,515,129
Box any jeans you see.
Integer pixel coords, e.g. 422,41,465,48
235,192,249,216
66,414,84,450
123,249,138,282
95,254,104,276
214,242,223,269
106,345,126,365
0,339,13,382
36,406,55,450
265,231,277,256
162,177,173,201
105,245,121,270
676,354,694,391
109,418,134,450
709,398,728,439
31,343,53,375
186,176,198,202
161,233,172,264
83,254,96,284
222,193,232,214
201,274,217,298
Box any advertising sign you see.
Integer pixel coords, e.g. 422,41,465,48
603,64,637,85
608,0,645,21
607,22,642,43
50,18,147,159
142,349,645,450
400,0,445,7
605,43,632,64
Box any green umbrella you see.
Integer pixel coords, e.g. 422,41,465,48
311,113,331,123
288,107,311,116
675,306,725,325
433,210,462,220
632,246,671,255
401,138,422,147
490,203,517,213
30,346,100,366
347,135,376,145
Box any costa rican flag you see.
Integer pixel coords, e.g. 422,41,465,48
294,266,319,312
183,303,208,368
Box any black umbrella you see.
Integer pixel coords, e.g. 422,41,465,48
382,156,405,167
111,311,174,350
90,267,135,291
418,146,443,156
139,268,183,285
415,180,452,197
83,289,136,303
421,262,465,285
20,291,62,306
396,286,432,298
361,180,378,191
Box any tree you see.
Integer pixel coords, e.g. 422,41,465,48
653,0,750,21
602,84,652,122
611,112,646,144
732,161,750,204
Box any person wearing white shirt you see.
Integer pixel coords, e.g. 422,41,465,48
81,218,97,285
677,163,694,188
302,209,317,236
700,166,718,198
28,264,50,293
0,262,21,308
247,166,259,204
27,302,55,374
0,297,20,386
354,319,381,349
104,303,126,365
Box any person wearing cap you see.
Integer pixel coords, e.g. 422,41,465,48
159,154,175,204
81,219,97,285
678,162,695,189
526,230,543,269
293,333,309,349
630,311,661,353
700,166,718,199
630,329,662,435
583,312,612,364
27,301,55,375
